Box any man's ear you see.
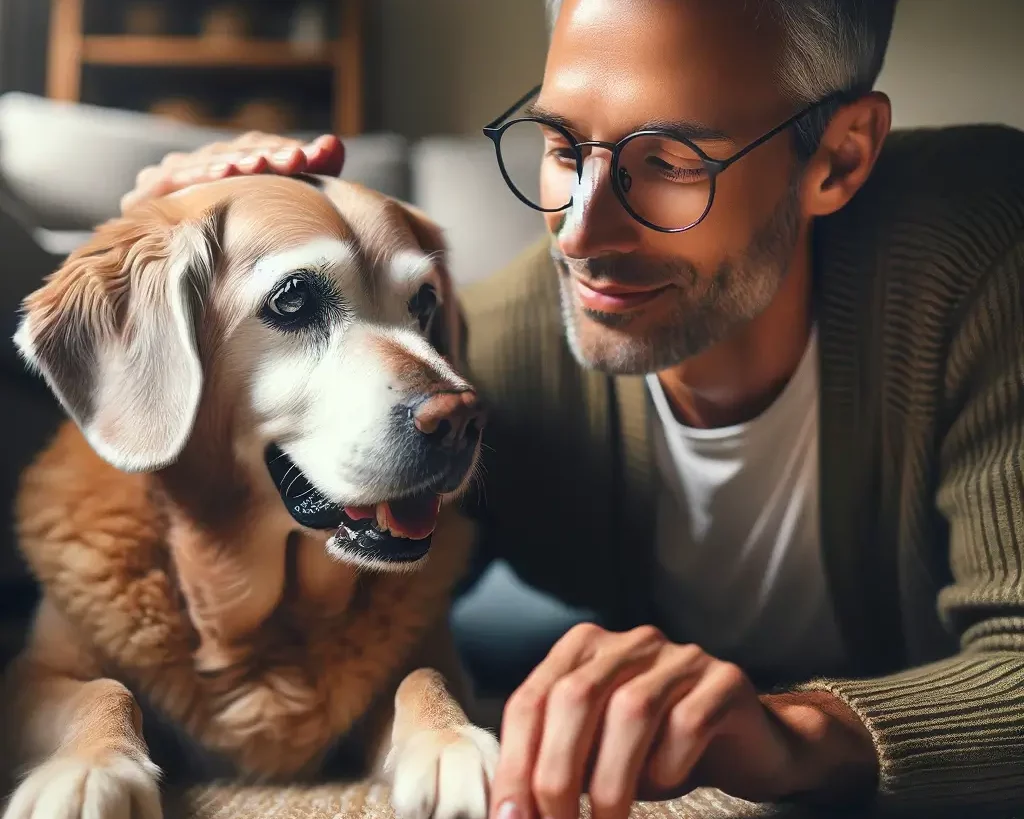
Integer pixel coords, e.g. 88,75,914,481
802,90,892,218
13,203,225,473
395,200,468,368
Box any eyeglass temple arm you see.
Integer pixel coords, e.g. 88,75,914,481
716,90,851,171
483,84,543,131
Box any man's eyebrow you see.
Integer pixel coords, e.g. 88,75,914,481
522,103,576,132
522,103,734,145
640,118,734,145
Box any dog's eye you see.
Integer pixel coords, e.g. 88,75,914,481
265,277,314,324
408,283,439,333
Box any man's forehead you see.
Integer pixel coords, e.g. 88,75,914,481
543,0,789,140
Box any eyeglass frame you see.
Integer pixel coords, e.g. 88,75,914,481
482,84,853,234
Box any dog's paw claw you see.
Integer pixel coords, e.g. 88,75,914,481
387,724,499,819
3,753,162,819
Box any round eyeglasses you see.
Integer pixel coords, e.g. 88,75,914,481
483,85,848,234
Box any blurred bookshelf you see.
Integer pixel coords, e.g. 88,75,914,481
46,0,364,134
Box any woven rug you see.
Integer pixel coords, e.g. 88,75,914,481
169,785,1013,819
166,783,798,819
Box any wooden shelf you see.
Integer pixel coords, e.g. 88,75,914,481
47,0,365,134
81,36,338,68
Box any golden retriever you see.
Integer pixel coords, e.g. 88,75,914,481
1,173,498,819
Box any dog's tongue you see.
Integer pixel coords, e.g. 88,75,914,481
344,495,442,541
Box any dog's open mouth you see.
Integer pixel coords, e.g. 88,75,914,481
340,495,442,540
265,444,441,564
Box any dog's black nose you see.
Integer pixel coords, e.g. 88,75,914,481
412,390,485,449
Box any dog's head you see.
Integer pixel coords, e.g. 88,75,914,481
14,174,482,570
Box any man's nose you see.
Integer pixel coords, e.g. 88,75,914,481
555,156,642,260
411,390,486,450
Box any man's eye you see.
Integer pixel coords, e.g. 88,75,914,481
263,276,316,326
644,155,707,183
546,147,578,165
409,283,439,332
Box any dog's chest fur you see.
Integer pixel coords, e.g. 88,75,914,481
15,422,474,780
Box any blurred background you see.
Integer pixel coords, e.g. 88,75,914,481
1,0,1023,137
0,0,1022,700
0,0,1020,288
0,0,1021,279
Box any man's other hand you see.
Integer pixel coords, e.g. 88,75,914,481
120,132,345,213
488,623,878,819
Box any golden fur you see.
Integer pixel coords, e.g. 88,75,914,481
1,175,497,819
10,423,475,778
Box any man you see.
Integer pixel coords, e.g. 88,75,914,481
123,0,1024,817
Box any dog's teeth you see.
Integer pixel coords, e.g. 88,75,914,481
375,503,390,533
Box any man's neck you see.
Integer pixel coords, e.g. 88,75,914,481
656,240,814,430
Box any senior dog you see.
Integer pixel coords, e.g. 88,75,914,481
1,173,497,819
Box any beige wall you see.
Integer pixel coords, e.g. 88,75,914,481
880,0,1024,131
370,0,1024,137
370,1,548,139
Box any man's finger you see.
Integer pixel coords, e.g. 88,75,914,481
120,175,176,213
236,153,271,173
642,660,746,795
304,135,345,176
233,130,274,148
586,645,708,819
266,145,307,174
531,647,655,819
489,624,604,819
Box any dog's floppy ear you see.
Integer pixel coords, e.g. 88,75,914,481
395,201,468,367
13,203,224,473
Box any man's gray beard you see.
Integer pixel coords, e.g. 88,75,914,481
553,179,803,375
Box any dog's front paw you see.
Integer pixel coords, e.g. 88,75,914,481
386,724,499,819
3,752,162,819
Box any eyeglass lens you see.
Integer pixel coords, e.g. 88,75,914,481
498,120,713,231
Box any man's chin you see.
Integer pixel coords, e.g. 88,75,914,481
562,306,660,376
555,269,711,375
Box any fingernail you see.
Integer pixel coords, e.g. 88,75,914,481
209,162,228,174
237,155,259,169
272,149,297,162
495,801,520,819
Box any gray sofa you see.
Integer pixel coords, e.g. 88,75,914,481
0,91,590,698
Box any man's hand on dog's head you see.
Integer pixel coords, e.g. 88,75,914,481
120,132,345,213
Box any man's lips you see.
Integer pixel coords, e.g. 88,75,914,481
573,277,671,313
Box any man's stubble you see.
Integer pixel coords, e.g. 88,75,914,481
551,178,804,375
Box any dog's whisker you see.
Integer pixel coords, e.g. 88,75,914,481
279,465,306,497
285,471,306,497
465,459,489,506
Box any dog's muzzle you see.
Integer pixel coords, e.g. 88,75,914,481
265,389,485,565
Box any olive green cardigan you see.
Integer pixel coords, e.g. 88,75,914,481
458,125,1024,813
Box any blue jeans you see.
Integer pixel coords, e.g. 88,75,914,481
450,559,598,699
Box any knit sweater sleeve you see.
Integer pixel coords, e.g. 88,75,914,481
794,234,1024,811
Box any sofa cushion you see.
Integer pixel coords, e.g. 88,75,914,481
0,92,412,231
411,134,547,288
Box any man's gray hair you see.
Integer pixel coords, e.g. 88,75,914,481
543,0,897,157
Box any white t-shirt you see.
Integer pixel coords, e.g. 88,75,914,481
646,328,848,681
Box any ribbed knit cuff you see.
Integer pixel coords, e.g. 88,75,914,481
792,652,1024,808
